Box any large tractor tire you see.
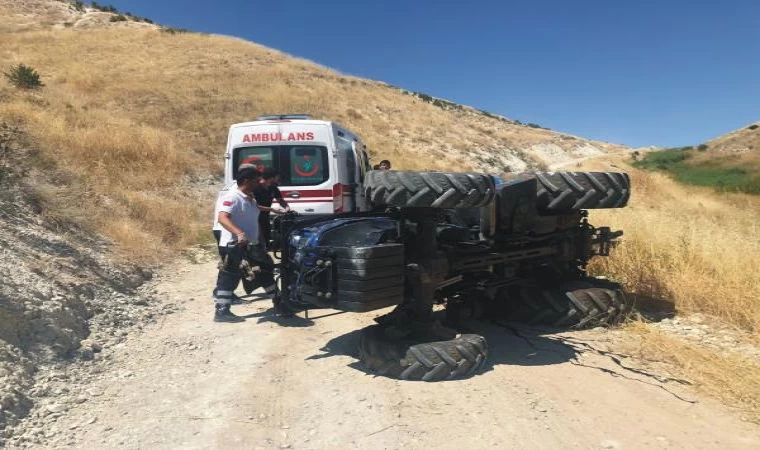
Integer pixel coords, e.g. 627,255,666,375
365,171,494,209
534,172,630,213
358,325,488,381
502,278,631,329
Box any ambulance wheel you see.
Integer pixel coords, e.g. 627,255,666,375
365,171,494,209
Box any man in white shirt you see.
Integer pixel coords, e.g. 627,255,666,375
213,168,275,322
212,163,257,252
211,164,258,303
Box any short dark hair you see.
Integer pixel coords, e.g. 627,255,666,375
379,160,391,167
261,167,279,180
236,167,260,185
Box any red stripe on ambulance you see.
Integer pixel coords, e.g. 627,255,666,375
280,189,332,198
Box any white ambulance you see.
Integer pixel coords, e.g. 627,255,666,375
223,114,373,215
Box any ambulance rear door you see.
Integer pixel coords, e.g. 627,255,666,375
227,121,337,215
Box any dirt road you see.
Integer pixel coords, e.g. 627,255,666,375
33,259,760,450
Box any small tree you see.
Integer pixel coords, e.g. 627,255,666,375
697,144,709,152
4,64,44,89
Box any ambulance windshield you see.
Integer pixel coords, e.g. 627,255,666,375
234,145,329,187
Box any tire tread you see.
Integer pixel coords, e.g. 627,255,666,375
533,172,630,213
366,171,494,209
358,325,488,381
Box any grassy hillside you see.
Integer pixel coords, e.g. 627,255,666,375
632,122,760,194
0,0,627,261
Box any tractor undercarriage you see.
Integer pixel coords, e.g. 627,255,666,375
271,170,631,380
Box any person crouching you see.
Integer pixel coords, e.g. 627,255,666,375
213,168,276,322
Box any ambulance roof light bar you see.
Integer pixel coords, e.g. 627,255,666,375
257,114,313,121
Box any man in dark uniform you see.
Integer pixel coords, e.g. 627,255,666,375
253,167,290,248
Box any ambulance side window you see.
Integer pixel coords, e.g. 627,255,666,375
353,142,366,183
344,147,356,185
362,150,372,173
337,136,356,185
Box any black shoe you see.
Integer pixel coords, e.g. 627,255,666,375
273,298,295,318
214,305,244,323
230,294,245,305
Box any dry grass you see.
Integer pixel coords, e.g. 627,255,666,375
583,157,760,332
0,20,626,261
579,157,760,418
707,120,760,154
624,322,760,422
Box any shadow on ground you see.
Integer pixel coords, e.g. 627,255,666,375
306,316,579,380
238,307,315,328
629,293,677,322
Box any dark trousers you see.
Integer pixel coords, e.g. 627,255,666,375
214,244,275,305
244,244,276,292
212,230,222,257
258,213,272,248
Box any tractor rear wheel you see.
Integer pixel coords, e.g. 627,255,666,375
502,278,631,329
533,172,630,213
365,170,494,209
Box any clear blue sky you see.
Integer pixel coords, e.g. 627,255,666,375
105,0,760,147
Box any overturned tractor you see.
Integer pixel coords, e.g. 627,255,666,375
272,170,631,381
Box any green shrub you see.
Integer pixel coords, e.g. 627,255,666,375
697,144,709,152
416,92,433,103
72,1,85,11
90,2,117,13
748,124,759,130
110,14,128,22
161,27,191,34
633,147,760,194
632,147,692,170
477,109,498,120
671,165,760,194
4,64,44,89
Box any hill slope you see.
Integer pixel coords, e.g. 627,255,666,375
0,0,628,258
632,122,760,194
706,121,760,154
